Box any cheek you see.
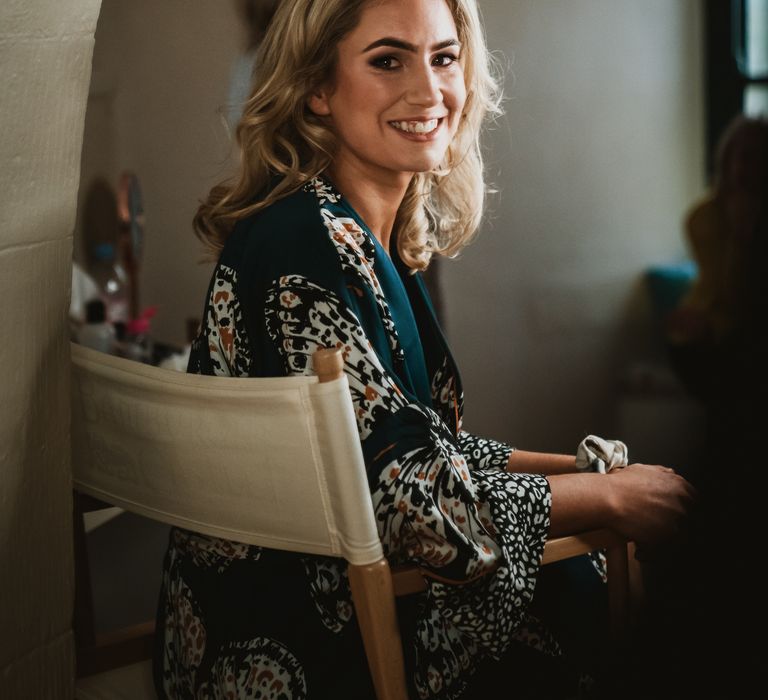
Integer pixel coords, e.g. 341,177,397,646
337,68,378,106
453,77,467,112
353,82,383,112
446,87,467,136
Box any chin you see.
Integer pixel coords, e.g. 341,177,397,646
397,154,447,175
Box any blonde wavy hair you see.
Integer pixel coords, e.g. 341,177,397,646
195,0,501,270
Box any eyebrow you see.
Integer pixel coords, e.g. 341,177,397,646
362,37,460,53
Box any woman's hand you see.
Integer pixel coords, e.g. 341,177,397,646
605,463,697,551
546,465,696,554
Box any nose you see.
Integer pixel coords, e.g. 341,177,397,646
405,61,442,107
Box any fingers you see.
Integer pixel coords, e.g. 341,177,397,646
628,463,697,503
669,471,698,508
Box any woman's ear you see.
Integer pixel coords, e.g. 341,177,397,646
307,86,332,116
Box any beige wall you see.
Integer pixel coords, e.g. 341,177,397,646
445,0,705,451
77,0,244,346
0,1,102,697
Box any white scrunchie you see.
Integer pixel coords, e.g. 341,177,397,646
575,435,628,474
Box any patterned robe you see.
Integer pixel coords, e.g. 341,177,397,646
154,177,559,699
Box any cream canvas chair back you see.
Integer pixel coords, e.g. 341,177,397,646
71,342,382,566
71,341,410,698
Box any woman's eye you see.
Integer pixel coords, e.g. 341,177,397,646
433,53,459,67
370,55,401,70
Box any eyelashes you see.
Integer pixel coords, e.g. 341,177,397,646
369,55,401,70
368,53,460,71
432,53,460,67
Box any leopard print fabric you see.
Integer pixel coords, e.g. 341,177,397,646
458,431,514,471
264,274,407,439
188,264,251,378
430,356,463,433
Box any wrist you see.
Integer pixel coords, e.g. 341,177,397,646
603,471,625,530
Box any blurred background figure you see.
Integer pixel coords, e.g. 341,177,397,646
668,116,768,403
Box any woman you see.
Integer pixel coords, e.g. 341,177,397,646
155,1,694,697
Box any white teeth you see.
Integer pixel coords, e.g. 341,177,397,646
391,119,439,134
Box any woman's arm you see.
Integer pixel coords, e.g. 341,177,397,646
507,449,577,475
546,464,696,549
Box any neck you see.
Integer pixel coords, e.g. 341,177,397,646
326,161,411,256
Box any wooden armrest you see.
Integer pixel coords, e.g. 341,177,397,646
391,566,427,596
541,529,626,565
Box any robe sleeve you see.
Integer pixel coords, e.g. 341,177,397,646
457,431,514,471
263,273,552,665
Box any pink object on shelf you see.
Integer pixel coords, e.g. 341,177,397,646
126,306,158,336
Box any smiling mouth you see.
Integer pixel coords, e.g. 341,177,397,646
389,118,441,135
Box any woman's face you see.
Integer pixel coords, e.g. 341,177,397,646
309,0,467,186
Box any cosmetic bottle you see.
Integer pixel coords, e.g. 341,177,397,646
77,299,116,354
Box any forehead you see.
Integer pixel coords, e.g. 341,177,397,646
347,0,458,46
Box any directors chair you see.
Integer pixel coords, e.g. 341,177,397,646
71,342,629,700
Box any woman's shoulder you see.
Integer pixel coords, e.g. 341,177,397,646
219,180,340,282
228,183,325,253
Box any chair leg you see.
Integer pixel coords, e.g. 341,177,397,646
626,541,645,626
348,559,409,700
73,491,156,677
76,621,156,678
73,492,97,651
606,542,629,640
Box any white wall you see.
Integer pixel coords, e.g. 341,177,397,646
77,0,244,345
0,1,102,697
444,0,705,451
